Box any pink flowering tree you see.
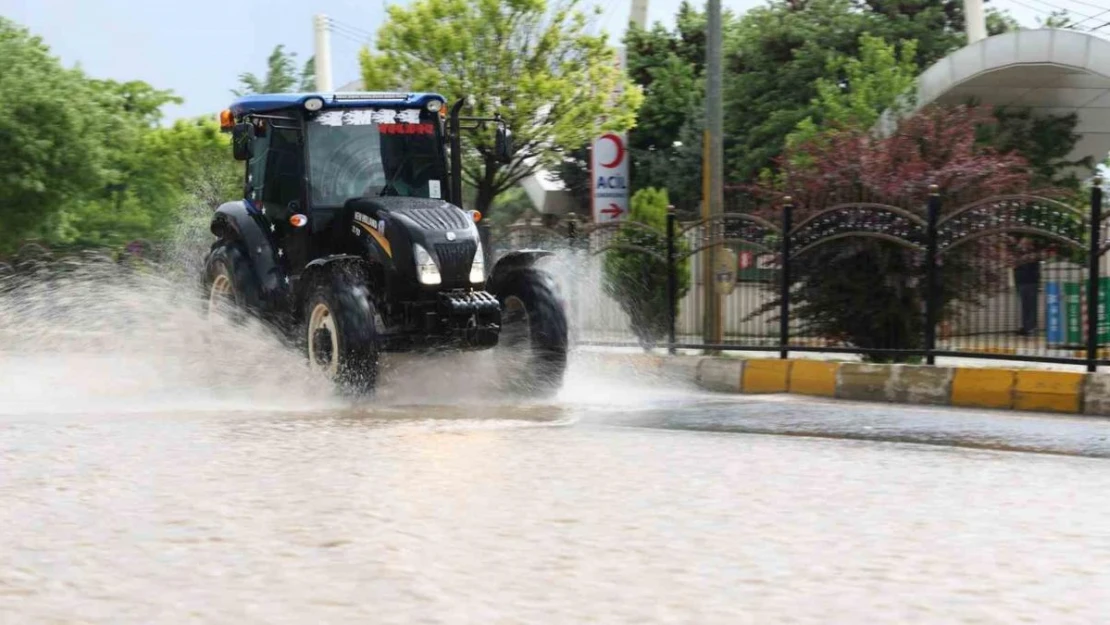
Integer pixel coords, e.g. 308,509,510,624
744,104,1082,361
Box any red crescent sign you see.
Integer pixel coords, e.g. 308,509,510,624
598,133,625,168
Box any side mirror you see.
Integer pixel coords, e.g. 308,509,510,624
495,125,513,164
232,122,254,161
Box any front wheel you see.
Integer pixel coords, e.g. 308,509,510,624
491,269,568,397
203,241,260,326
303,270,380,396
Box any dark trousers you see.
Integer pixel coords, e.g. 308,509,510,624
1018,283,1038,334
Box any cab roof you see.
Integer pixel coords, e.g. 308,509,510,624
228,92,447,116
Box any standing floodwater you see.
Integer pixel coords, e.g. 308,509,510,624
2,262,1109,623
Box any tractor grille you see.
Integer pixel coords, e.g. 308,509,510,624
435,241,477,284
393,205,471,230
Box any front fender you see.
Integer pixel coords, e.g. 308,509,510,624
297,255,370,298
487,250,554,291
210,201,287,306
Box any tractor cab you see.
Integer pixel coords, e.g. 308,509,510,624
217,92,511,275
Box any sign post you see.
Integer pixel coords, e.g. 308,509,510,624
590,132,629,223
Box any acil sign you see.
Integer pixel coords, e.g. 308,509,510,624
590,132,629,222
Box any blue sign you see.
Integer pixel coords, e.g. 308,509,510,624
1045,281,1063,345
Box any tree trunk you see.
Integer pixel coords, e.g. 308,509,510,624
474,157,499,262
474,157,499,215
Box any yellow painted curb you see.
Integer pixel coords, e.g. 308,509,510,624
950,368,1015,409
788,360,838,397
974,347,1018,355
1013,370,1083,413
742,359,792,394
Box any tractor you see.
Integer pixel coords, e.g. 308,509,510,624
202,91,567,395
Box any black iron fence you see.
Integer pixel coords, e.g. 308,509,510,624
511,182,1109,370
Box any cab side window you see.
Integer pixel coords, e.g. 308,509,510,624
246,127,270,205
261,128,303,218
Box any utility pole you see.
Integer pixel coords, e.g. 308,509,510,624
630,0,649,29
314,14,334,91
964,0,986,44
702,0,724,349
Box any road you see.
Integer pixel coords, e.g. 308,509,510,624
2,349,1110,624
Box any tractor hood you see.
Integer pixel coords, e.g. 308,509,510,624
344,196,476,238
343,196,481,288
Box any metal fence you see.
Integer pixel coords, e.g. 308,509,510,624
505,182,1109,371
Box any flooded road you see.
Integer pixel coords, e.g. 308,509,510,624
3,351,1110,624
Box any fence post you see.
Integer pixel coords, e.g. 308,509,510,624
1087,178,1103,372
779,197,793,359
565,212,579,345
924,186,940,366
666,207,678,355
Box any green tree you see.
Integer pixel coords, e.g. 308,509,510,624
786,33,919,148
0,17,104,252
787,31,1089,191
977,107,1091,189
723,0,1017,183
359,0,642,215
233,44,316,96
53,79,185,248
615,2,713,213
602,187,690,349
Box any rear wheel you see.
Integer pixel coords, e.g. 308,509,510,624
303,270,380,395
492,269,568,397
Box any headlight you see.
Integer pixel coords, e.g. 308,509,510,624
413,243,441,285
469,240,485,284
304,96,324,111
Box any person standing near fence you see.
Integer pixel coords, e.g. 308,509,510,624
1014,260,1041,336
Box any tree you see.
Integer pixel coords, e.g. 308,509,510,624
623,1,710,153
602,187,690,349
617,2,713,213
52,79,186,248
0,17,242,258
359,0,642,216
0,17,104,252
977,107,1092,189
787,31,1090,191
785,33,919,149
747,104,1050,362
233,45,316,96
723,0,1017,183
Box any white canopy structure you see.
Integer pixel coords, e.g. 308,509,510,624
912,28,1110,174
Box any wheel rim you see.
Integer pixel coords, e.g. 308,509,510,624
500,295,531,349
308,303,340,377
208,273,233,318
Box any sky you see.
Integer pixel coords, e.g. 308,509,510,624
1,0,1055,122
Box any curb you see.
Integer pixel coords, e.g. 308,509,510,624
585,352,1109,417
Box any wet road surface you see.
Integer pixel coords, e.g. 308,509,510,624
3,352,1110,623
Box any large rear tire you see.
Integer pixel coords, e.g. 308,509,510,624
492,268,568,397
303,269,380,396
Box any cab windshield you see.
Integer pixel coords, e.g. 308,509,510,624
306,107,447,207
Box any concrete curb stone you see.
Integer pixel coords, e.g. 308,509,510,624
579,351,1110,417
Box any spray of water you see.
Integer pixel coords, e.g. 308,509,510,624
0,187,694,418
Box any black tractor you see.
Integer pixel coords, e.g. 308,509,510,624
202,91,567,395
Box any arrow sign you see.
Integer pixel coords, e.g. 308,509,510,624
600,203,624,219
591,132,629,223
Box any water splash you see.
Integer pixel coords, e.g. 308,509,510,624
0,199,689,418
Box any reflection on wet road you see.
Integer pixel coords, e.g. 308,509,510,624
2,353,1110,623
